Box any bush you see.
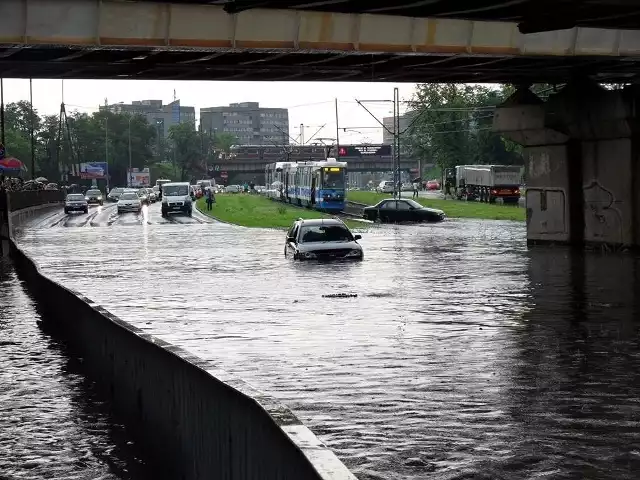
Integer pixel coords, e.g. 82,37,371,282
277,205,287,215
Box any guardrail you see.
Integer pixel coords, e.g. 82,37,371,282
7,190,64,211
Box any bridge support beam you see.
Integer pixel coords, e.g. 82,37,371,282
494,80,640,250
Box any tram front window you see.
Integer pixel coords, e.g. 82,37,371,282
322,169,345,189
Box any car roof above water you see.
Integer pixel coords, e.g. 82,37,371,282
294,218,346,227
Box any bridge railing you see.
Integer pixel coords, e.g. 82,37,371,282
6,190,65,212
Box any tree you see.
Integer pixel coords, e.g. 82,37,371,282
168,122,201,182
213,132,237,154
406,84,526,171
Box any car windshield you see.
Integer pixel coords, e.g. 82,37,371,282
299,225,353,243
110,188,123,193
87,190,101,195
163,185,189,196
120,193,138,200
67,194,84,201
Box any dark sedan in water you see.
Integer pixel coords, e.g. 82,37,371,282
363,198,445,223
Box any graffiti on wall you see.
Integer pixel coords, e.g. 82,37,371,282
582,180,623,243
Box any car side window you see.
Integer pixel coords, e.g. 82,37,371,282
395,201,411,210
380,201,396,209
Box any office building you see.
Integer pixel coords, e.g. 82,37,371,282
200,102,289,145
100,99,196,138
382,111,417,145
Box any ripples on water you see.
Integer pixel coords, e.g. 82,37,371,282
0,258,149,480
14,205,640,479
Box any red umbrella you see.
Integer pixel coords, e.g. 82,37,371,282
0,156,25,171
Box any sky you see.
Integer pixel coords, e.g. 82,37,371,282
1,79,418,145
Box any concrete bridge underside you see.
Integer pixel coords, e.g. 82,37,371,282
2,0,640,82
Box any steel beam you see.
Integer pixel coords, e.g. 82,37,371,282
1,0,639,58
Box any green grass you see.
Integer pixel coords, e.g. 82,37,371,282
196,194,365,229
347,191,525,221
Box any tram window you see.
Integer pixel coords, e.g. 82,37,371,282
322,169,344,188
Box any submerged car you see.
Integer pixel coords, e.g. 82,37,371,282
363,198,445,223
117,192,142,214
285,218,363,261
85,188,103,205
64,193,88,214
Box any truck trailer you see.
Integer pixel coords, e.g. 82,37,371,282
449,165,523,204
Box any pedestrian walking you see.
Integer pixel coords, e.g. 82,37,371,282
206,188,213,211
412,181,419,199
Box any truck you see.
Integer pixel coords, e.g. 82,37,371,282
445,165,523,204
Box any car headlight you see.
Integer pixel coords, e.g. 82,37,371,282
162,198,168,203
346,250,362,257
85,197,89,200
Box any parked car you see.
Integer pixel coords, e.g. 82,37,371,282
426,180,440,190
64,193,88,214
225,185,241,193
117,192,142,214
376,181,394,193
85,188,104,205
363,198,445,223
284,218,363,261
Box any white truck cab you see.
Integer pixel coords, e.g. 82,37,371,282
160,182,193,217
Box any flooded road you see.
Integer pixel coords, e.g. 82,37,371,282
14,202,640,480
0,258,151,480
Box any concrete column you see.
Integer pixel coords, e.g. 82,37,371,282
494,81,640,250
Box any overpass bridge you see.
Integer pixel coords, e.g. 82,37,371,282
1,0,640,83
209,144,417,184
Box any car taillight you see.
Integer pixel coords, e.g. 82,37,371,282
491,190,497,195
514,189,520,195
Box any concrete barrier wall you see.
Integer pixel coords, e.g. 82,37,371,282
9,221,357,479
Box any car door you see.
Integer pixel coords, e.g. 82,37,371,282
394,200,413,222
379,201,396,222
285,225,299,256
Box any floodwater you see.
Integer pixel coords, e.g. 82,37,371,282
0,257,150,480
13,202,640,480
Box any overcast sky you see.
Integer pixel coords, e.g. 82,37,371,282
1,79,418,145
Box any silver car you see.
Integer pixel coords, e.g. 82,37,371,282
117,192,142,214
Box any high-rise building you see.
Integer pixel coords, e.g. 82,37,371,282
200,102,289,146
99,99,196,138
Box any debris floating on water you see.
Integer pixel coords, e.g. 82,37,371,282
322,293,358,298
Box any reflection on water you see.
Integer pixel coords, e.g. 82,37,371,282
13,212,640,480
0,259,150,480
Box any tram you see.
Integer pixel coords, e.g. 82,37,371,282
264,158,347,212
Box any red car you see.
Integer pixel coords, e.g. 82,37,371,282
426,180,440,190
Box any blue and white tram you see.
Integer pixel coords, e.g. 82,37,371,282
265,162,290,200
295,158,347,212
265,158,347,212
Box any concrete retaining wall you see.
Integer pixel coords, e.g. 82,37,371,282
9,218,356,479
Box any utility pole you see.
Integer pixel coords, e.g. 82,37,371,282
29,78,35,180
300,123,304,144
105,117,110,191
0,78,5,145
334,98,340,158
394,87,400,199
128,116,133,187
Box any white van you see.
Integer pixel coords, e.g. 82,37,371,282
161,182,192,217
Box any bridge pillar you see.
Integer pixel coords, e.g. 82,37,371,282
494,80,640,250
